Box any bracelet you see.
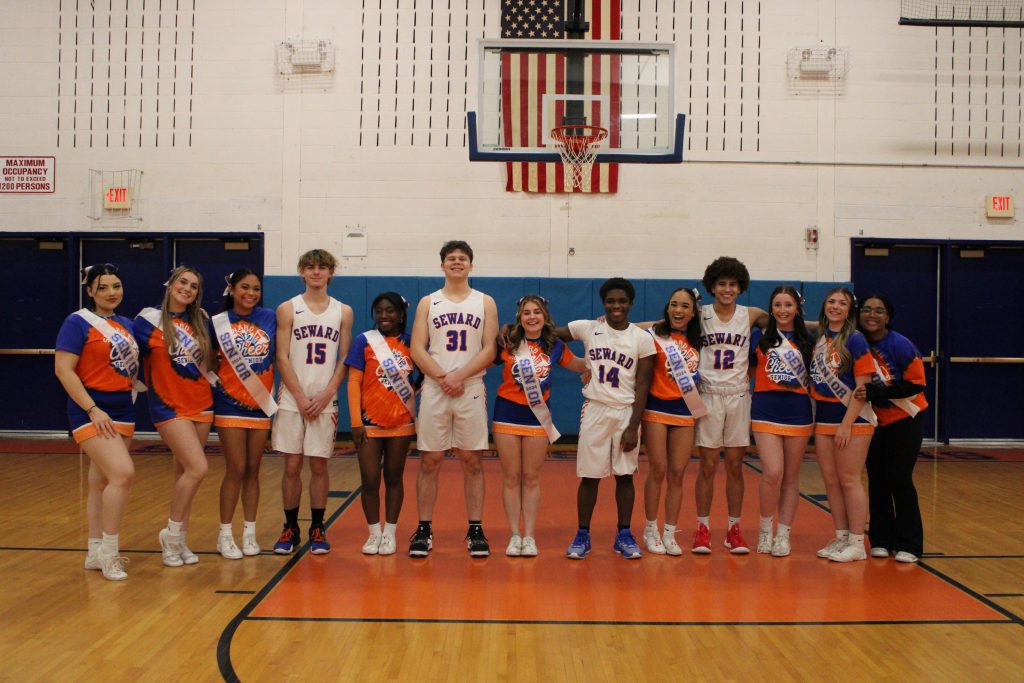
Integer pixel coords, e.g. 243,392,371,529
86,405,98,415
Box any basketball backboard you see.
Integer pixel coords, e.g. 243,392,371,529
469,39,685,163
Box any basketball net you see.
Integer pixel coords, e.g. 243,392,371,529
550,125,608,191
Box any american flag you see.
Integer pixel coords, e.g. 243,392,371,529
501,0,620,193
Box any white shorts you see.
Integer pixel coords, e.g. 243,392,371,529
272,409,338,458
416,379,489,452
695,390,751,449
576,400,639,479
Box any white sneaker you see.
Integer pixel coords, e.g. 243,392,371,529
378,534,397,556
505,535,523,557
520,536,538,557
99,553,129,581
817,537,847,559
241,534,261,556
756,530,773,554
829,543,867,562
218,535,243,560
179,534,199,565
362,532,382,555
771,535,791,557
662,530,682,556
870,547,890,558
894,551,919,563
643,527,666,555
84,553,102,570
159,528,184,567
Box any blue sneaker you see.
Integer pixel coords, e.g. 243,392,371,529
566,529,591,559
273,526,300,555
309,526,331,555
613,529,643,559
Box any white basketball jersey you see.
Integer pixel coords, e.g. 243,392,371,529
426,288,486,381
279,294,344,413
698,304,751,387
569,319,657,408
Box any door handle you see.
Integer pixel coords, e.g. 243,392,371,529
949,357,1024,364
922,350,937,366
0,349,55,355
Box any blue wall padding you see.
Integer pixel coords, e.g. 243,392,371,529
264,275,847,437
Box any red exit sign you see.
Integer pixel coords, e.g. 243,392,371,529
986,195,1014,218
103,186,131,209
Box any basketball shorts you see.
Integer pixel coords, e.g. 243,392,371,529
576,400,639,479
416,379,489,452
68,389,135,444
695,385,751,449
272,409,338,458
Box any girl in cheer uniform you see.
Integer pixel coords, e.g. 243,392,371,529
344,292,418,556
55,264,139,580
211,269,276,560
855,294,929,563
135,265,215,568
749,286,813,557
810,287,876,562
641,288,703,556
493,295,584,557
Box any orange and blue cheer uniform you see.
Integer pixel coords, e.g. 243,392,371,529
749,328,813,436
492,338,575,437
211,308,276,429
56,312,138,443
134,311,213,426
344,332,418,438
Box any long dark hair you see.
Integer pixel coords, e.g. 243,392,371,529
371,291,410,333
759,285,811,360
221,268,261,312
81,263,122,312
652,287,702,351
507,294,558,354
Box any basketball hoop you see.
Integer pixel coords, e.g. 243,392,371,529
550,125,608,191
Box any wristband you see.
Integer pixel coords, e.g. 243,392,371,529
86,405,98,415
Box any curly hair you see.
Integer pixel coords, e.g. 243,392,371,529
599,277,635,303
701,256,751,294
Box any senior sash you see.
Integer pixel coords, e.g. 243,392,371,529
773,334,812,393
364,330,417,419
868,355,922,419
139,307,218,385
75,308,146,399
212,312,278,417
512,341,561,443
650,330,707,419
813,336,877,426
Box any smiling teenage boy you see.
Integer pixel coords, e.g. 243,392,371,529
561,278,656,560
272,249,353,555
692,257,768,554
408,240,499,557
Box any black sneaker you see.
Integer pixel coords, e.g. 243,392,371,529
466,525,490,557
408,524,433,557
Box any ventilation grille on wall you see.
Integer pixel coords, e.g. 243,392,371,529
276,40,336,76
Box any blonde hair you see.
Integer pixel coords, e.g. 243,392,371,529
160,265,212,363
297,249,338,273
816,287,855,373
507,295,558,353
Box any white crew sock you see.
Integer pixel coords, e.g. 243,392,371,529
88,537,102,555
243,521,257,536
368,523,382,536
219,523,233,537
776,523,792,539
697,516,710,528
759,516,774,533
645,519,658,531
383,522,397,536
101,533,119,557
167,519,183,536
728,516,741,529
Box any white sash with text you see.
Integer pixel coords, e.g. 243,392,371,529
364,330,417,419
212,312,278,417
650,330,708,419
512,341,561,443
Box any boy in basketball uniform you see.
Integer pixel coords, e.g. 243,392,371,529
563,278,656,560
692,257,768,554
408,241,498,557
272,249,354,555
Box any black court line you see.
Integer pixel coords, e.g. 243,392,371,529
216,590,257,595
217,488,362,683
244,615,1013,627
923,554,1024,559
741,461,1024,628
985,593,1024,598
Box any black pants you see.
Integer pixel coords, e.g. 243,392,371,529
866,414,924,556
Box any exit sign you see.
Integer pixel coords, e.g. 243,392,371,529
103,186,131,209
986,195,1014,218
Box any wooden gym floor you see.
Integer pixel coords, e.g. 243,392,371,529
0,438,1022,682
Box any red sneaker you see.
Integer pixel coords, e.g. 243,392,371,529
725,523,750,554
691,523,711,554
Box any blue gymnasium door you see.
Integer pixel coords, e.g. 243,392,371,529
80,237,169,433
944,245,1024,439
0,237,72,430
851,242,940,441
172,237,263,313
